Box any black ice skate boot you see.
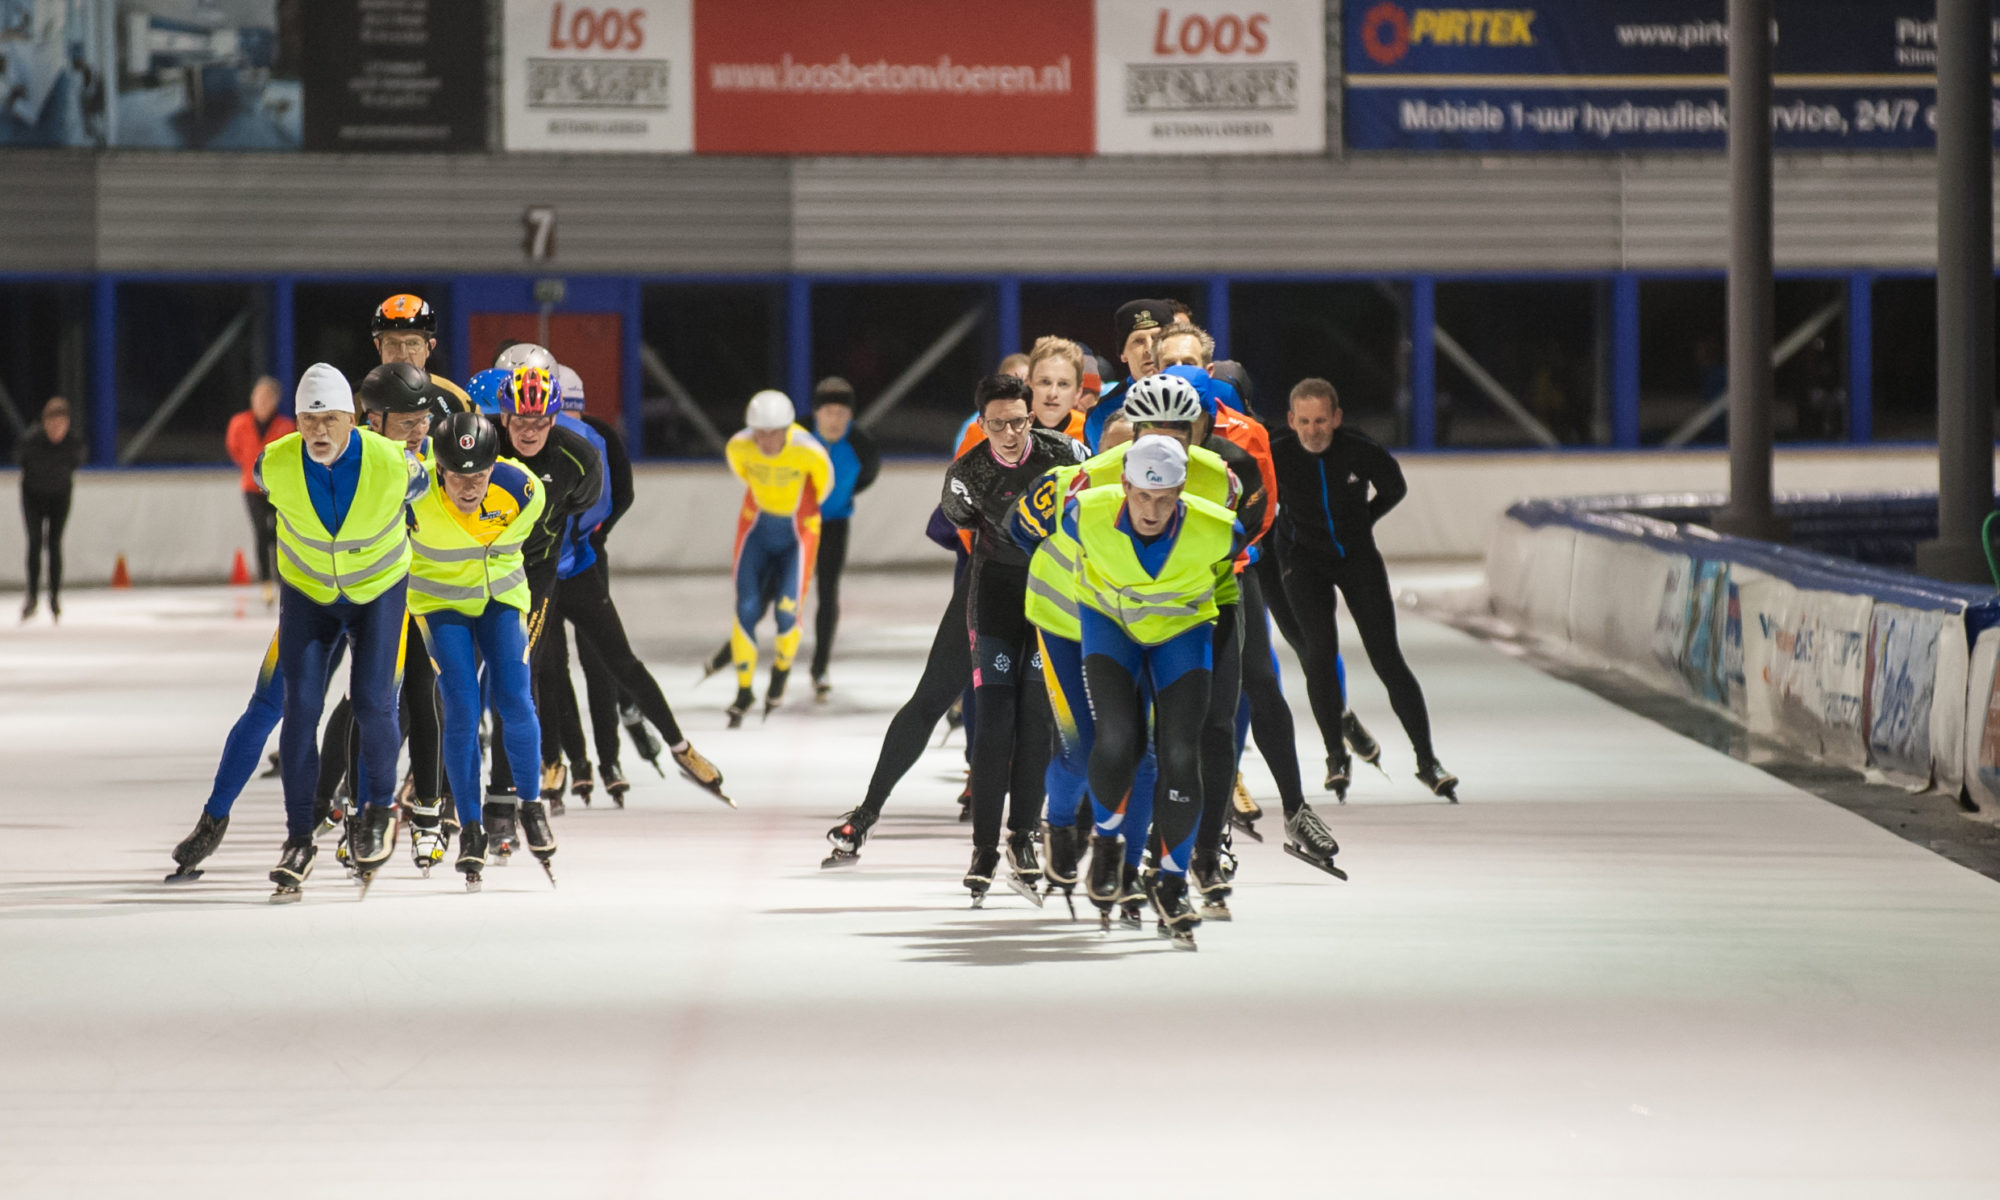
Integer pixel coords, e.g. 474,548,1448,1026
1324,752,1352,803
571,761,594,807
1416,758,1459,802
763,666,790,720
167,812,229,882
1118,863,1148,929
455,820,487,892
269,837,316,903
822,806,878,869
964,845,999,908
1283,802,1348,880
349,804,398,895
1148,872,1201,951
602,762,630,808
1342,708,1384,771
1043,821,1080,918
486,794,519,864
1085,833,1124,929
622,703,666,776
519,799,558,888
1003,829,1045,907
727,687,756,729
1190,849,1232,921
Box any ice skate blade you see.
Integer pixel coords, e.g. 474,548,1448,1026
538,860,558,889
1282,843,1349,881
967,889,988,909
821,849,860,870
1003,873,1045,908
1228,814,1264,842
1169,932,1198,951
1200,902,1232,922
163,868,204,884
641,756,666,778
463,877,482,893
269,887,302,905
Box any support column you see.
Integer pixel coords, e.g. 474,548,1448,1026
1713,0,1783,542
89,277,117,465
1845,273,1872,444
1410,277,1436,450
1206,276,1231,360
996,277,1021,361
1917,0,1995,583
786,277,812,416
1612,273,1641,448
271,277,295,394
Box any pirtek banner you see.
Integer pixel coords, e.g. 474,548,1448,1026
1346,0,2000,151
692,0,1095,154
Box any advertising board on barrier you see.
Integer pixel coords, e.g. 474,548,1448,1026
1737,579,1871,768
692,0,1093,154
504,1,693,152
1094,1,1325,154
303,1,486,152
1865,603,1945,785
1345,0,2000,152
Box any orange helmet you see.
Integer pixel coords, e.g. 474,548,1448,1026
371,294,435,336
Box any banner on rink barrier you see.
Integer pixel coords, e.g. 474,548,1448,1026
1093,0,1326,154
302,0,487,152
1344,0,2000,152
1866,603,1945,785
692,0,1093,154
503,1,693,153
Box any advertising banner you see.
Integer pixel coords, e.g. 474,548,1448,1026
1345,0,1999,152
504,0,692,153
1864,603,1945,786
1094,0,1325,154
302,0,486,152
692,0,1093,155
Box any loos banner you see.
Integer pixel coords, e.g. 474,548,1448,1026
1346,0,1999,152
504,1,694,152
1095,1,1325,154
693,0,1094,154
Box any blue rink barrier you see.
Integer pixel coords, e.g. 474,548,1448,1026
1487,492,2000,814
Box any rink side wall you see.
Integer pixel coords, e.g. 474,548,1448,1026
0,444,1977,590
1487,493,2000,817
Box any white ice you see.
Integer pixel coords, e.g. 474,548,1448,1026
4,570,2000,1200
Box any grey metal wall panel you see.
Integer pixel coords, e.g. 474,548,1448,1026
1620,156,1942,270
0,152,97,271
94,154,792,273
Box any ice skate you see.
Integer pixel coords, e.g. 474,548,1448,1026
1148,872,1200,951
260,751,282,779
964,846,999,908
1190,849,1232,921
1343,708,1386,775
1283,802,1348,881
486,794,519,865
955,780,972,823
1324,752,1351,803
762,666,789,721
166,812,228,882
1085,833,1124,930
540,761,568,817
938,696,963,746
1118,864,1148,929
1042,821,1080,919
1230,774,1264,841
406,796,446,877
519,799,558,888
602,762,630,808
671,742,734,807
726,687,755,729
571,761,594,806
812,674,832,703
439,794,460,838
697,642,732,685
1003,830,1045,907
1416,758,1459,802
821,806,877,869
622,704,666,776
455,820,487,892
349,804,398,897
268,836,315,903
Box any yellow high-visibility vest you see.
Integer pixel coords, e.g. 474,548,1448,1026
406,458,544,616
1074,485,1236,645
262,431,414,605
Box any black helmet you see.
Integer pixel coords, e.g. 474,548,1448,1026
434,412,499,474
371,294,436,336
359,362,432,415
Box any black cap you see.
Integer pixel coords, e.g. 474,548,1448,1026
1112,299,1172,347
359,362,432,415
434,411,499,474
812,376,857,409
1208,360,1254,413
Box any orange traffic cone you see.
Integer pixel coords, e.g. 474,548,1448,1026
230,549,251,586
110,554,131,589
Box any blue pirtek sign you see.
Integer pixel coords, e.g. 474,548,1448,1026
1344,1,2000,151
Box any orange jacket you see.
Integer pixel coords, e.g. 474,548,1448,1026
226,410,295,494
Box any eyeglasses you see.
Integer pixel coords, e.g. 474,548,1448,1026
983,417,1032,433
377,335,428,354
508,414,554,431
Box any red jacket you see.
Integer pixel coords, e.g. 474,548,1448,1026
226,410,294,494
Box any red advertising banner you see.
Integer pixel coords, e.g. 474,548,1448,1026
694,0,1094,154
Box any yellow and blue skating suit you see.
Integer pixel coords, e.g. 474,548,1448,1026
724,426,836,691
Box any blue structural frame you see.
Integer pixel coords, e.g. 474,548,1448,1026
0,267,1955,465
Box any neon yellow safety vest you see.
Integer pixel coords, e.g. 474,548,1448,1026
263,431,415,606
406,458,545,617
1074,485,1237,645
1023,442,1235,641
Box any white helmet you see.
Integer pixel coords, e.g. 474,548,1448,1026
1121,372,1203,425
495,342,556,372
557,365,585,411
745,389,795,431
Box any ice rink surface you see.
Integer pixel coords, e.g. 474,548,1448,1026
6,570,2000,1199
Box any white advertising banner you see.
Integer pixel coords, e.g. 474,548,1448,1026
504,1,693,152
1093,0,1325,154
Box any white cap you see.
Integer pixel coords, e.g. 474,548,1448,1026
1123,434,1187,489
745,389,795,431
557,365,584,403
295,363,354,414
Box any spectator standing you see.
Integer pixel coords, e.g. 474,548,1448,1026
18,397,84,622
226,376,293,605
